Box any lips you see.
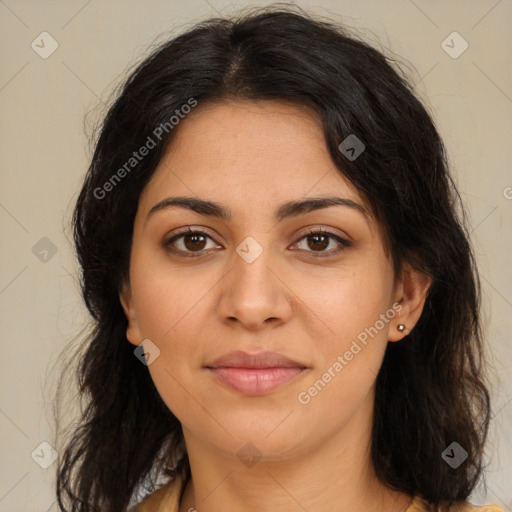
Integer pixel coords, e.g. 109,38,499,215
205,350,308,396
207,350,306,369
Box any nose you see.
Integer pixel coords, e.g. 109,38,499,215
216,238,294,331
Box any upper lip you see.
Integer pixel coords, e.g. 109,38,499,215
206,350,308,369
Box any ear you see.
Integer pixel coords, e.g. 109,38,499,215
119,280,143,347
388,263,432,342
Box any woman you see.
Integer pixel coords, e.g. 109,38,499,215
55,5,503,512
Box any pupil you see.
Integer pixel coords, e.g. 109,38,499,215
185,234,206,251
182,233,330,252
309,234,328,251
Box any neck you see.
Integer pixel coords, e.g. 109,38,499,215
178,391,412,512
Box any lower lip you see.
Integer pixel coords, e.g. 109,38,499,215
208,367,305,396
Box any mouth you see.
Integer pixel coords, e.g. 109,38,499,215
205,350,309,396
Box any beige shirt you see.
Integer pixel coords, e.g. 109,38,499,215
130,475,504,512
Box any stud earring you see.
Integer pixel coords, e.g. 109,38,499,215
397,324,406,332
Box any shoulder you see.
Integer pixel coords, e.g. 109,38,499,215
128,477,183,512
451,504,504,512
408,496,504,512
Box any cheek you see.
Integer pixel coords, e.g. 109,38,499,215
295,264,393,403
300,263,394,348
127,234,395,436
128,251,214,414
295,315,389,427
129,248,215,341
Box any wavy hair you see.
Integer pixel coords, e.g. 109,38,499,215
54,4,491,511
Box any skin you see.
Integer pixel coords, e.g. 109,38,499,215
120,99,432,512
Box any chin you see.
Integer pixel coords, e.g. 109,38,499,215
208,420,313,461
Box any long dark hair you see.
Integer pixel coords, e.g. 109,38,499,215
54,4,491,511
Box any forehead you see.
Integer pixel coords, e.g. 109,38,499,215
136,99,379,236
153,99,331,183
143,101,341,189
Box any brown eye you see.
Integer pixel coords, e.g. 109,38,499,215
164,229,220,257
307,233,329,251
182,232,208,251
293,229,351,257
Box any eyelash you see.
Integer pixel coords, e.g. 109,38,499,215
163,227,351,258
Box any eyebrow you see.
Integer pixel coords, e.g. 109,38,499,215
146,195,369,224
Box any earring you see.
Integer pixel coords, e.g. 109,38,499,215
397,324,406,332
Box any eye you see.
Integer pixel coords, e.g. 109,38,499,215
163,226,351,259
291,228,351,257
163,228,221,257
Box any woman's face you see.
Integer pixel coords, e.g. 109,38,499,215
120,99,412,462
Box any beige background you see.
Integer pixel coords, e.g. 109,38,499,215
0,0,511,510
